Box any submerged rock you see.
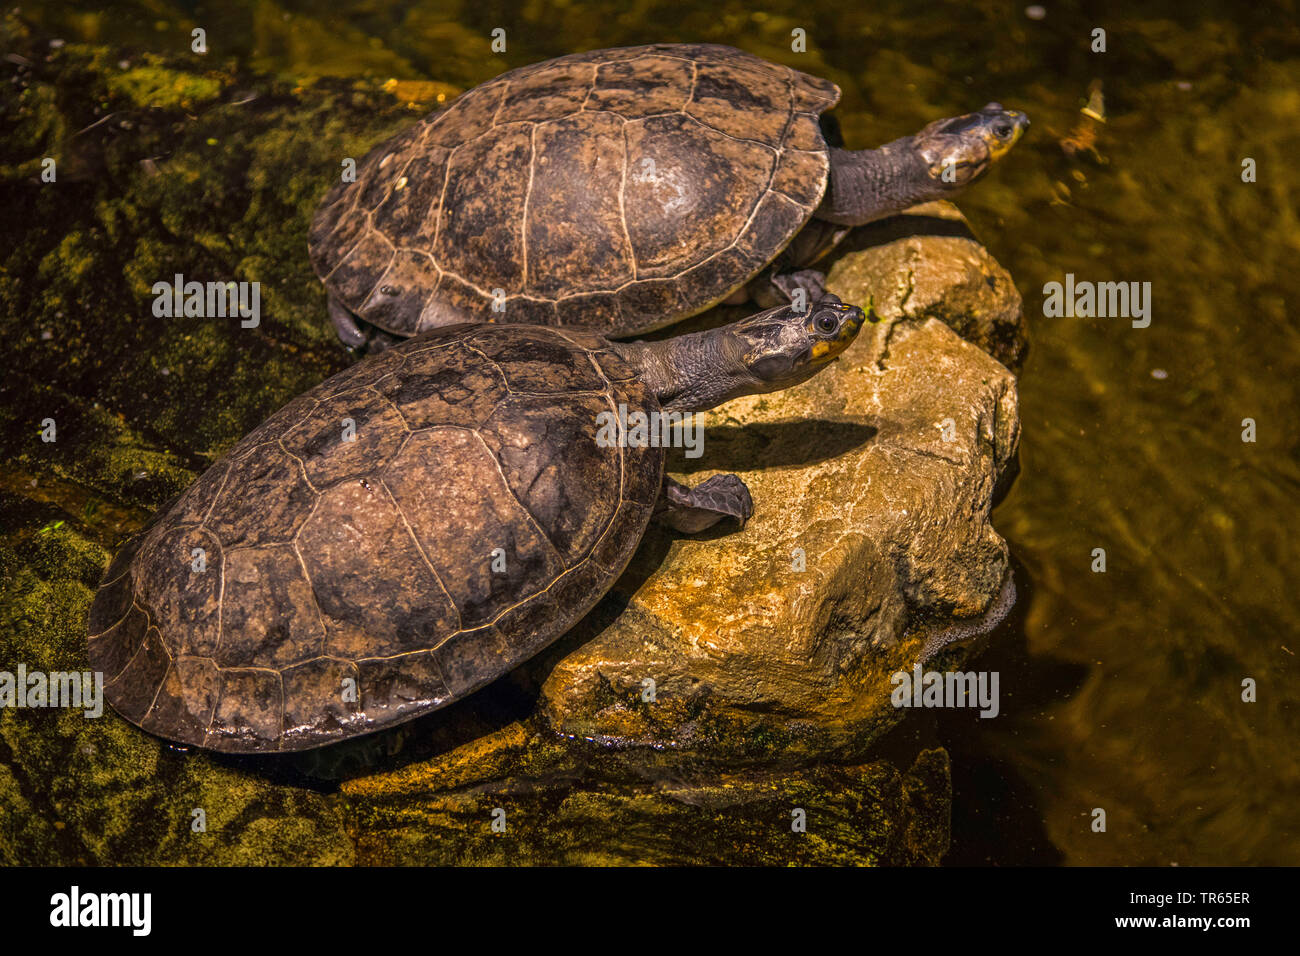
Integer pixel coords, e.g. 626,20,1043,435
341,724,951,865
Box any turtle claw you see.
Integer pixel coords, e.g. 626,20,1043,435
770,269,829,313
749,268,830,311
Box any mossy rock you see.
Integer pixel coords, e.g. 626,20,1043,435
341,722,951,866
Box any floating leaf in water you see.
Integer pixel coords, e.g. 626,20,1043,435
1081,82,1106,122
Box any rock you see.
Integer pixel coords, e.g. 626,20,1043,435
340,722,952,865
535,223,1022,762
831,201,1027,374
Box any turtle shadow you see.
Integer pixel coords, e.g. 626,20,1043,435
835,208,977,251
205,676,542,792
670,420,877,475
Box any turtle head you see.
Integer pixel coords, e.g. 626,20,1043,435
913,102,1029,190
732,294,867,390
818,104,1028,226
615,295,867,414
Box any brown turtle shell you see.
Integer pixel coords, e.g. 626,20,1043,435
308,43,840,338
86,325,663,753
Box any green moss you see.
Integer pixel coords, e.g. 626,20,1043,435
0,24,408,865
41,232,96,284
342,744,950,866
105,59,225,110
0,518,355,865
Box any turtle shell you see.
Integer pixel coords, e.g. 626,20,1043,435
308,43,840,338
86,325,663,753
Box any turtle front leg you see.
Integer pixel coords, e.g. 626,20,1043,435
330,296,405,353
745,265,829,311
654,475,754,534
329,294,370,350
769,269,829,310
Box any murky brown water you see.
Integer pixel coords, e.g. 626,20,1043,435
17,0,1300,865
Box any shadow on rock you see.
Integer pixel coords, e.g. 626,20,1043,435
673,420,877,474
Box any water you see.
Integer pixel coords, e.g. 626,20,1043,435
11,0,1300,865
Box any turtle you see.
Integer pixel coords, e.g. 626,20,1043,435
308,42,1027,350
86,296,866,753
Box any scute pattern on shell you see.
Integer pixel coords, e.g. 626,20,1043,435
86,326,664,753
308,43,840,336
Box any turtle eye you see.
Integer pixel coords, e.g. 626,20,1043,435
993,121,1013,139
815,312,840,335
